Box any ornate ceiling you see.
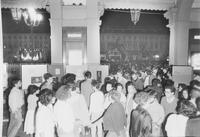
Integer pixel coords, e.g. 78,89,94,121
1,0,200,10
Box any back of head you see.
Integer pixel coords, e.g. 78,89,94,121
176,100,197,117
38,88,54,106
27,85,39,95
134,91,149,106
61,73,76,85
165,79,174,87
130,106,152,137
91,79,100,89
84,71,92,79
11,77,21,87
56,85,72,101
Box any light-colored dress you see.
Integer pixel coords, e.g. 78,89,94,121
24,94,38,134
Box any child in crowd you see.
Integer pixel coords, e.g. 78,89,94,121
24,85,39,137
35,89,55,137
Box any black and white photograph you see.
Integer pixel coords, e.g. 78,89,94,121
0,0,200,137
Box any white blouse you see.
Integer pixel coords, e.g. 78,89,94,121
165,114,188,137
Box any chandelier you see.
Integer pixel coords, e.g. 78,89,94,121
11,8,43,27
130,9,141,25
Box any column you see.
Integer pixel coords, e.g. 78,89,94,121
165,0,194,65
0,1,3,135
49,0,63,64
86,0,104,65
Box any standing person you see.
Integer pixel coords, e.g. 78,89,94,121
116,70,127,94
161,85,178,116
115,83,126,108
54,85,75,137
40,73,54,90
186,97,200,137
189,81,200,107
131,72,144,91
103,91,127,137
81,71,93,108
67,82,90,137
129,92,152,137
104,81,114,109
24,85,39,137
145,90,165,137
125,81,137,121
90,80,105,137
7,77,24,137
165,100,197,137
35,89,55,137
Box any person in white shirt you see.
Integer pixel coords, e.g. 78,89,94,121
7,77,24,137
90,80,105,137
165,100,197,137
67,82,90,137
35,89,55,137
54,85,75,137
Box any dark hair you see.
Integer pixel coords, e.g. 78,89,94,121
196,97,200,111
178,83,187,90
165,79,174,87
190,80,200,88
152,78,161,87
61,73,76,85
129,106,152,137
11,77,21,87
148,89,158,98
126,81,134,96
115,83,124,89
43,73,53,81
27,85,39,95
38,89,54,106
105,81,113,92
91,79,100,89
104,77,111,84
176,100,197,118
165,85,176,94
178,86,190,100
84,71,92,79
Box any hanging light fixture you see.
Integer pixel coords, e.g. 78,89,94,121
11,8,23,22
23,8,43,27
11,8,43,27
130,9,141,25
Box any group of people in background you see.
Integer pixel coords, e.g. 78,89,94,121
5,64,200,137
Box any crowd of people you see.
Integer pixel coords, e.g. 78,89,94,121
5,65,200,137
